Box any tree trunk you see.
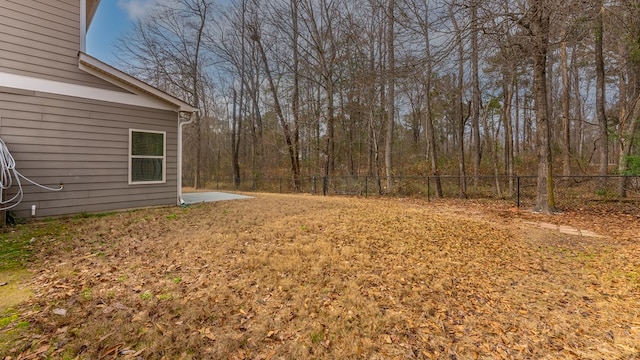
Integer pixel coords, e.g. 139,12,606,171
324,77,335,180
366,10,382,194
425,1,441,197
531,1,555,213
384,0,395,191
572,49,585,161
471,0,481,185
456,7,467,198
561,25,571,176
251,28,301,188
191,1,207,189
425,85,441,198
503,70,515,195
194,115,201,189
483,104,502,198
458,104,467,199
231,89,241,189
515,73,520,157
595,0,608,177
291,0,301,190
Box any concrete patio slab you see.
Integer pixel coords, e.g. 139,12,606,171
182,192,253,204
523,221,604,238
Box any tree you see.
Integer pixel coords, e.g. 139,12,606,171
115,0,640,205
470,0,482,186
246,11,302,189
517,0,556,213
385,0,396,191
298,0,340,181
115,0,214,189
231,87,242,188
400,0,444,197
291,0,301,183
595,0,608,177
230,0,247,189
560,19,571,176
449,2,467,198
615,0,640,195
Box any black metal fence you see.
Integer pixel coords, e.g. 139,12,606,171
205,175,640,209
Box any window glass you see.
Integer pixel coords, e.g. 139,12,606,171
132,131,164,156
131,158,163,182
130,130,165,184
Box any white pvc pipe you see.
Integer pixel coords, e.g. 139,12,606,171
177,111,196,204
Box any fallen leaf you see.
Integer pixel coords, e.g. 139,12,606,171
100,343,122,359
34,344,50,354
98,332,113,343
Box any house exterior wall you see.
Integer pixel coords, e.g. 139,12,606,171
0,87,178,218
0,0,123,91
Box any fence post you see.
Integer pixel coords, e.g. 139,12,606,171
312,176,316,194
427,176,430,202
517,176,521,208
323,177,328,196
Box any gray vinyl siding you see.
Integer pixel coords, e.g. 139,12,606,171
0,0,124,91
0,88,179,218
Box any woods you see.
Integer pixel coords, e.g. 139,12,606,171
114,0,640,213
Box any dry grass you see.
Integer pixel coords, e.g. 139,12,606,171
1,193,639,359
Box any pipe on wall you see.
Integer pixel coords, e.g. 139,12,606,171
177,111,196,204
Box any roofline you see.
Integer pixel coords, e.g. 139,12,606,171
78,52,198,113
0,71,179,111
87,0,101,28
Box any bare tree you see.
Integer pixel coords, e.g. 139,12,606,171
504,0,557,212
384,0,396,191
291,0,301,184
470,0,482,186
449,3,466,198
615,0,640,195
529,0,556,213
116,0,640,204
246,12,302,189
115,0,214,189
595,0,608,177
560,20,571,176
400,0,444,197
231,86,242,188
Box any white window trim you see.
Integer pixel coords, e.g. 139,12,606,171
129,129,167,185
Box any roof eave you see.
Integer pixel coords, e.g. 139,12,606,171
87,0,101,28
78,52,197,113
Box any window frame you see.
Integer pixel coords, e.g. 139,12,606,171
128,129,167,185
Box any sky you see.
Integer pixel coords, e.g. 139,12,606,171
87,0,151,65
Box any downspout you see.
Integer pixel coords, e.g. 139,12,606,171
177,111,196,204
80,0,87,53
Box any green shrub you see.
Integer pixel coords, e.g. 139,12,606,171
623,155,640,175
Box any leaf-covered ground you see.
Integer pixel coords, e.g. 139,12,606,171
1,193,639,359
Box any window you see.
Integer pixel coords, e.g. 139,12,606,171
129,129,166,184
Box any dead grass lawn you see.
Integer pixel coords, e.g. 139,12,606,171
1,193,639,359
